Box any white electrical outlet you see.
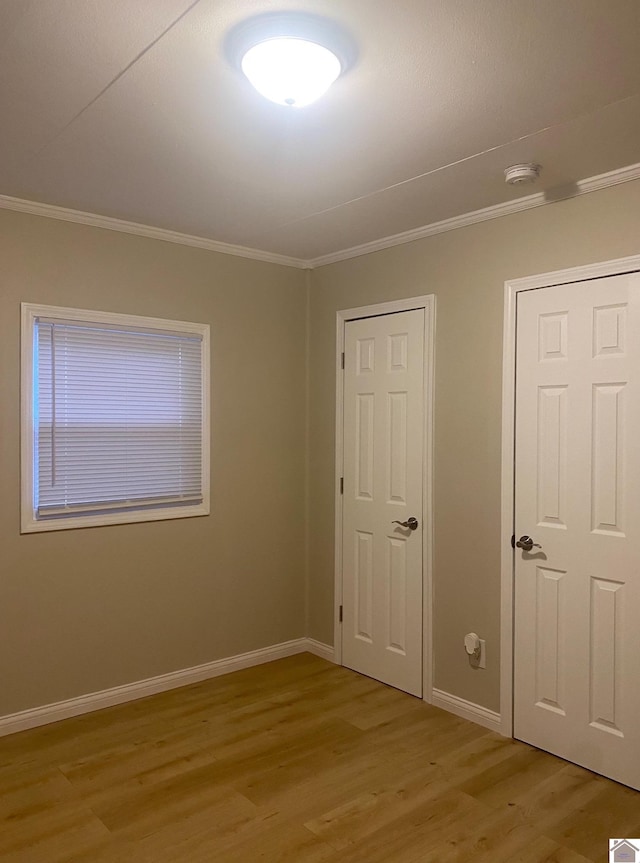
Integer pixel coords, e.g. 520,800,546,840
465,632,486,669
478,639,486,669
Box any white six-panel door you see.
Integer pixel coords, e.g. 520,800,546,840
342,309,424,697
514,272,640,790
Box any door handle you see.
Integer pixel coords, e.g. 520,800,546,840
392,517,419,531
515,535,541,552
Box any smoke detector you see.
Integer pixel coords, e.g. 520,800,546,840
504,163,541,185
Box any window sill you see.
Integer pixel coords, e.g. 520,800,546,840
20,502,210,533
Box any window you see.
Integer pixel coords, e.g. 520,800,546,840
21,304,210,532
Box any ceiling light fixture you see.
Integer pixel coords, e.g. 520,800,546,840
227,13,355,108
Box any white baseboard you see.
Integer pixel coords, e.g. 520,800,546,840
0,637,332,738
305,638,335,663
431,688,502,733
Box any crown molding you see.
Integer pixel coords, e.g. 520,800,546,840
2,161,639,271
307,161,640,268
0,194,308,270
577,161,640,194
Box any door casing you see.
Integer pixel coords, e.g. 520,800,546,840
335,295,435,701
500,253,640,738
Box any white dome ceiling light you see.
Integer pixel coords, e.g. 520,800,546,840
227,13,356,108
504,163,541,185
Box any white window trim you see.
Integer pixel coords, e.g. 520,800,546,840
21,303,211,533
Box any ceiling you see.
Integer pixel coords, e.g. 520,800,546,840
1,0,639,264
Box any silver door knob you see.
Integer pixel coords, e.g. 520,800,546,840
516,535,541,552
392,517,419,530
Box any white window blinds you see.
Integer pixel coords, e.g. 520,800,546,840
34,317,204,520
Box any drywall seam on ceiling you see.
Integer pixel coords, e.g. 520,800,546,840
307,161,640,268
0,194,308,269
1,161,638,270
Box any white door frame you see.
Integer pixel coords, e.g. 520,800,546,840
334,294,436,701
500,253,640,737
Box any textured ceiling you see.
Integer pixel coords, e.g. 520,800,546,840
1,0,639,261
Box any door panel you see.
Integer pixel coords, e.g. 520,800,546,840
514,272,640,790
342,309,424,696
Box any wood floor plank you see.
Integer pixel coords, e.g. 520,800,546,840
535,778,640,860
1,653,636,862
95,781,255,842
0,767,76,821
137,810,337,863
455,742,566,805
414,800,596,863
0,800,112,863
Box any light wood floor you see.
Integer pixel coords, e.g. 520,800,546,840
1,654,638,862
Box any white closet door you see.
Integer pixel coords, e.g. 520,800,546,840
342,309,424,696
514,272,640,790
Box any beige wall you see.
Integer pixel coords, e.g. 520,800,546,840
2,180,639,721
0,210,307,716
308,180,640,713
